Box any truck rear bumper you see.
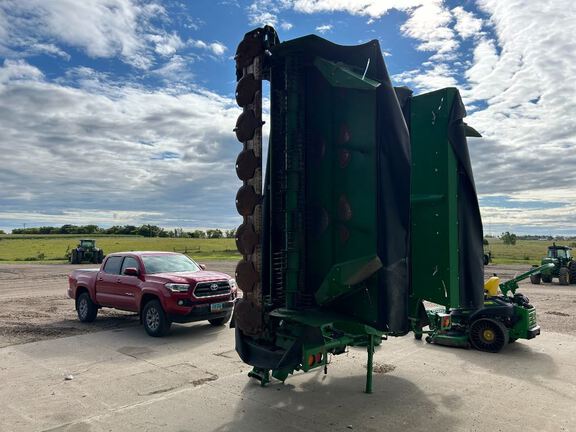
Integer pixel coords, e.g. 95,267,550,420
526,326,541,339
167,300,234,324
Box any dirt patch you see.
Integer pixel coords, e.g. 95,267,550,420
373,363,396,374
545,311,570,317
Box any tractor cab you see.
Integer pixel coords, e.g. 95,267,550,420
79,239,96,249
547,245,571,260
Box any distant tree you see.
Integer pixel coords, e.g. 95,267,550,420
225,229,236,238
189,230,207,238
0,229,5,234
501,231,517,245
483,238,489,246
206,229,223,239
174,228,184,238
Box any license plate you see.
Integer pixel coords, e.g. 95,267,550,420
210,302,223,312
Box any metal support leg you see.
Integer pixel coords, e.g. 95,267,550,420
365,334,375,394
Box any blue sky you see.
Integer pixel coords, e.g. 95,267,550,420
1,0,575,235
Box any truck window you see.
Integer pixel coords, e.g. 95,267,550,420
121,257,140,274
103,256,123,274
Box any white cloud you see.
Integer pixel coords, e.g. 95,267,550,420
189,40,228,56
0,60,243,229
392,63,457,92
149,33,185,57
459,0,576,230
0,59,44,83
280,21,293,30
452,6,484,39
0,0,172,69
315,24,332,34
152,55,194,82
291,0,422,17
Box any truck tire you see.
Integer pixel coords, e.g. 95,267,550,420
530,273,541,284
559,267,570,285
208,312,232,326
569,262,576,284
142,300,171,337
76,292,98,322
97,250,104,264
469,318,509,353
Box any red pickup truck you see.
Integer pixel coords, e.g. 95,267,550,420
67,251,237,336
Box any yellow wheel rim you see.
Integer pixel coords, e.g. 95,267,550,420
482,329,495,342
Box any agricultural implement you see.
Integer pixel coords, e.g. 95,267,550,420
530,243,576,285
69,239,104,264
420,263,552,352
231,26,532,393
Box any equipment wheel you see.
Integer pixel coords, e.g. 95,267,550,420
529,273,541,285
208,312,232,326
70,249,78,264
76,292,98,322
97,250,104,264
559,267,570,285
541,273,552,283
142,300,171,337
469,318,509,353
569,262,576,285
414,333,423,340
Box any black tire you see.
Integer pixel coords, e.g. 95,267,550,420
77,250,84,263
542,273,552,283
530,273,541,285
559,267,570,285
142,300,171,337
76,292,98,322
70,249,78,264
208,312,232,326
97,250,104,264
509,338,517,344
483,254,490,266
414,332,423,340
569,262,576,285
469,318,509,353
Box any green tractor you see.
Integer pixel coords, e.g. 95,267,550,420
69,239,104,264
530,243,576,285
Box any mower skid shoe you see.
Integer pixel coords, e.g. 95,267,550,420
248,367,270,387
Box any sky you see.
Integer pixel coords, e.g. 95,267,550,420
0,0,575,235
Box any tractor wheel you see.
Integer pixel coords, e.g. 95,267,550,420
559,267,570,285
569,262,576,285
542,274,552,283
97,250,104,264
530,273,541,285
469,318,509,353
483,254,490,266
77,250,84,263
70,249,78,264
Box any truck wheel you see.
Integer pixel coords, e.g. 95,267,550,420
208,312,232,326
569,262,576,284
559,267,570,285
530,273,541,285
76,292,98,322
142,300,171,337
469,318,509,353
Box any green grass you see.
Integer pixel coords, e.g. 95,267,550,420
0,235,240,263
487,239,575,265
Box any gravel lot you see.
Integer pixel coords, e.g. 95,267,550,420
0,262,574,348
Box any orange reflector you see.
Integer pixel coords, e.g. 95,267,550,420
315,353,323,364
308,354,315,367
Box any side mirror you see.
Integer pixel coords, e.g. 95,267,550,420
199,264,206,270
123,267,139,277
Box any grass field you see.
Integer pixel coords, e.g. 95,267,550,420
0,235,573,264
487,239,576,265
0,235,240,262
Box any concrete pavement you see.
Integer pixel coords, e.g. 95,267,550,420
1,322,575,432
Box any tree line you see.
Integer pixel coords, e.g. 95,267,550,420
10,224,236,238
